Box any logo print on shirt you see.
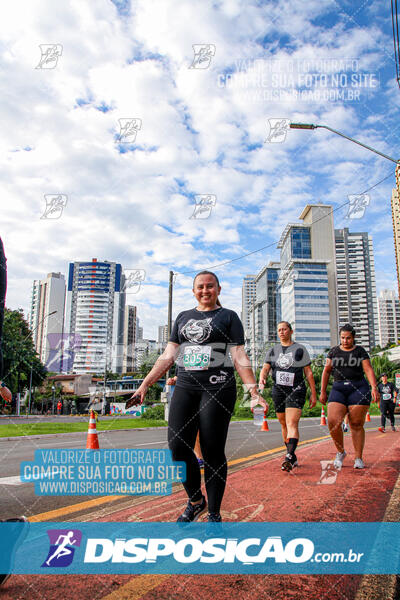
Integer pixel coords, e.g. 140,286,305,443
180,318,212,343
276,352,294,369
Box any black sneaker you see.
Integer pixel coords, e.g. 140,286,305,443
0,517,29,586
207,512,222,522
177,496,207,523
281,453,298,472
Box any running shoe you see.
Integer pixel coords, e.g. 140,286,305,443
391,426,396,432
333,451,347,470
207,512,222,522
197,458,204,468
354,458,365,469
281,453,298,472
342,423,348,432
378,427,385,433
0,516,29,587
205,512,223,535
177,496,207,523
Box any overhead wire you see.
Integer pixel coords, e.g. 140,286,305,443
174,170,395,277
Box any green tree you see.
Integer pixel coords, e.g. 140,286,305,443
2,308,47,396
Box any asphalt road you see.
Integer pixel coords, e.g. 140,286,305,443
0,416,381,520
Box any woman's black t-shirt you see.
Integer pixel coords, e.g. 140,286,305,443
264,342,311,389
169,307,245,390
327,345,370,382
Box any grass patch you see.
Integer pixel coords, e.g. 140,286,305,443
0,419,167,437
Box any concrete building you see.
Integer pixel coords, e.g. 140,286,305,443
122,305,137,373
248,262,280,366
241,275,256,338
377,289,400,347
276,204,338,356
391,165,400,299
64,259,125,374
335,228,378,351
134,339,159,369
29,272,66,371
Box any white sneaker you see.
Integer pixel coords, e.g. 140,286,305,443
333,451,347,469
354,458,364,469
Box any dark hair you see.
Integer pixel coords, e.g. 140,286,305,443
193,270,222,307
339,324,356,338
381,373,388,377
278,321,293,331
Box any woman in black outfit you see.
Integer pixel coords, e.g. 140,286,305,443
319,324,379,469
127,271,266,523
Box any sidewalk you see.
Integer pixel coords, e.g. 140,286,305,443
2,429,400,600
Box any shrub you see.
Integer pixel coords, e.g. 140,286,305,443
140,404,165,420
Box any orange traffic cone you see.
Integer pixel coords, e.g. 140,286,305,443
320,406,327,426
86,410,99,449
261,410,269,431
366,411,371,422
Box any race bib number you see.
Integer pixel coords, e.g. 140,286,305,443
382,393,392,400
276,370,295,386
183,345,211,370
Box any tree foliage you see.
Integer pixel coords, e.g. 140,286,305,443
2,308,47,394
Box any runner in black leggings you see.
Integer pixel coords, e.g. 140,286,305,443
127,271,266,523
319,324,379,469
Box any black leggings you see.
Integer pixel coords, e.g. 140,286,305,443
168,385,236,513
380,401,395,428
0,239,6,379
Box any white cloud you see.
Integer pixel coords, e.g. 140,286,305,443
0,0,398,342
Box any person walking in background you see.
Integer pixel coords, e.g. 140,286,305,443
377,373,397,432
320,324,379,470
259,321,317,472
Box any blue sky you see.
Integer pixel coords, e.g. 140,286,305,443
1,0,399,338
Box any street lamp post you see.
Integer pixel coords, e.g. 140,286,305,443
289,123,399,164
51,385,55,415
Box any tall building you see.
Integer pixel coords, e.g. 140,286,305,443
241,275,256,337
122,305,137,372
377,289,400,347
134,339,159,369
29,272,66,371
64,259,125,374
276,204,338,356
335,228,378,351
391,165,400,299
158,324,169,344
250,262,280,360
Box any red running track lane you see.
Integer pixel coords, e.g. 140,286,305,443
1,429,399,600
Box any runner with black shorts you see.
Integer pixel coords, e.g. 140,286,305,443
377,373,397,432
319,324,379,470
127,271,266,523
259,321,317,472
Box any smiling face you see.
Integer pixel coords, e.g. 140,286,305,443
340,330,355,350
381,375,388,384
277,322,292,344
193,273,221,309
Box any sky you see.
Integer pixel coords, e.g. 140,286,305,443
1,0,399,339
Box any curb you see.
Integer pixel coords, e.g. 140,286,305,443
0,426,169,442
355,469,400,600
